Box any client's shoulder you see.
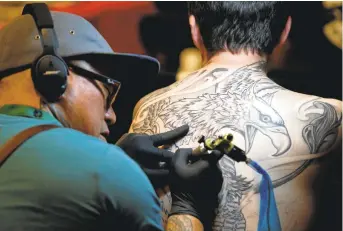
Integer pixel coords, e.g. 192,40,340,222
133,81,180,118
272,91,342,155
133,69,207,118
133,86,169,118
274,90,342,117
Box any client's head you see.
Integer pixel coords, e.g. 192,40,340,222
187,1,291,61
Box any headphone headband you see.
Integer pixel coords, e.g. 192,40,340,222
21,3,68,102
22,3,54,29
22,3,58,54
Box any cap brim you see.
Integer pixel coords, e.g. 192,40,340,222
65,52,160,84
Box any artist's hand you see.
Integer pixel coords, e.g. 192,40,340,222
169,148,223,229
116,125,189,188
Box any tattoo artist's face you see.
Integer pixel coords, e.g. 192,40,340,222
50,60,116,142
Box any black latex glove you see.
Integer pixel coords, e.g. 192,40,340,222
116,125,189,188
169,148,223,230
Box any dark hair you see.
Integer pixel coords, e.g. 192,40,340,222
188,1,290,55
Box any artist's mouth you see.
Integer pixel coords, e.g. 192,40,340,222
99,130,110,142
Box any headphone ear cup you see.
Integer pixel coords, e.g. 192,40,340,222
32,55,68,102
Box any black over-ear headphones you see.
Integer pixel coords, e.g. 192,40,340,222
22,3,68,102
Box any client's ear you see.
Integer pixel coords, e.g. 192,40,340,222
279,16,292,45
189,15,202,50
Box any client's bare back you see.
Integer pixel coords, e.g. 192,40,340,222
130,62,342,231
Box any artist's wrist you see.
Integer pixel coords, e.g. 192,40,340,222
170,202,214,229
170,201,200,220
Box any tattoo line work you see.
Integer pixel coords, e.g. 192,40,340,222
131,62,341,230
166,216,193,231
282,99,343,188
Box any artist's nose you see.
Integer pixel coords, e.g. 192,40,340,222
105,107,116,126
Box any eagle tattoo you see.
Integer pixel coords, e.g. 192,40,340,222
132,63,292,231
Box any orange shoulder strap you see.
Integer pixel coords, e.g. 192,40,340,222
0,124,60,167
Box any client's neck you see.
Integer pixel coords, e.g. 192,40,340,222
204,51,267,71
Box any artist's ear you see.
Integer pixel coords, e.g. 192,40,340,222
279,16,292,45
189,15,203,50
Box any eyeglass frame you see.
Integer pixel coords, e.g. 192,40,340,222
67,62,121,110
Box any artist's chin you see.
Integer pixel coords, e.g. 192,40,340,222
99,135,108,143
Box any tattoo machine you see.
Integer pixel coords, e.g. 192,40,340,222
192,134,250,163
192,134,282,231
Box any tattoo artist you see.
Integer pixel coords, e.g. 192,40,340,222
0,3,223,231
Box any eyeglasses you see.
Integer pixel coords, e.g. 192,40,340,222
68,63,121,110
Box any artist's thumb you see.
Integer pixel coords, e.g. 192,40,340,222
172,148,210,179
172,148,192,171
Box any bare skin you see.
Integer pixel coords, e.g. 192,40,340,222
129,15,342,231
130,60,342,231
167,215,203,231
